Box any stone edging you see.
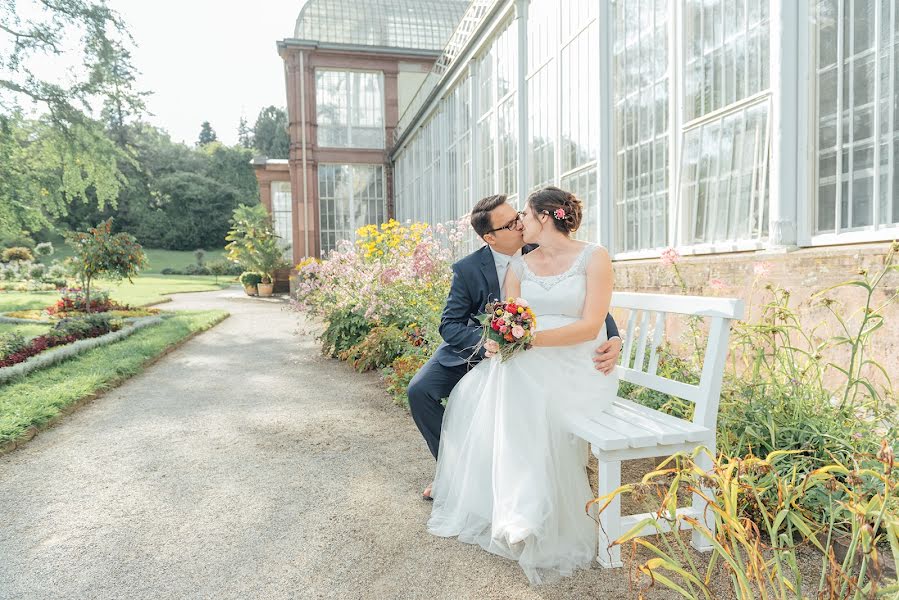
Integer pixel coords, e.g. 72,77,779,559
0,316,168,384
0,312,229,456
0,315,54,324
0,313,165,325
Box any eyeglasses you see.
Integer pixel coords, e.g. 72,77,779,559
485,212,522,234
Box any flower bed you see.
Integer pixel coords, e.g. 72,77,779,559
0,287,160,322
0,314,123,368
0,315,166,383
294,218,470,407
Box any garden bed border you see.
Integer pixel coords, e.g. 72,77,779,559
0,315,171,383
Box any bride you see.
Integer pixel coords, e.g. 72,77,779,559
427,186,620,584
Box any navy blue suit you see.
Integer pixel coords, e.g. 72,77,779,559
408,244,620,459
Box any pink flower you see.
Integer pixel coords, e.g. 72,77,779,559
660,247,680,267
753,262,773,278
412,242,435,277
553,208,566,219
484,339,500,353
515,297,528,307
511,325,525,339
500,325,509,334
380,268,400,284
708,278,727,290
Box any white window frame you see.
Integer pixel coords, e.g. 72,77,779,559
806,0,899,247
314,68,387,150
612,0,776,261
317,163,387,255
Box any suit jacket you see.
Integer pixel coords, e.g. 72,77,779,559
433,244,619,367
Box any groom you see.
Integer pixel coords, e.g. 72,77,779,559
408,194,623,499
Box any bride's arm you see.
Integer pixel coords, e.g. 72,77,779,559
531,247,613,347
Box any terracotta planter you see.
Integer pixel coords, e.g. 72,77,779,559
243,285,257,296
257,283,274,297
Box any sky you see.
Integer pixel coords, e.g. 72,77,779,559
109,0,301,146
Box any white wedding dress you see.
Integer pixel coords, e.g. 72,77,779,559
427,243,620,584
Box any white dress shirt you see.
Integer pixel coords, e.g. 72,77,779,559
489,247,522,292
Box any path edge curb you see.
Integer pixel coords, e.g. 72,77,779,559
0,311,230,458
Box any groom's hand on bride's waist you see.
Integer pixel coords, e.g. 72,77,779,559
593,336,622,375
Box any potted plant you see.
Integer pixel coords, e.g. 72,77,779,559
253,230,289,298
239,271,262,296
226,204,289,298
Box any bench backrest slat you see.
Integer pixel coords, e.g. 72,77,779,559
610,292,745,428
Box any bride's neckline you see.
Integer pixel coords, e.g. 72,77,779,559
522,243,592,279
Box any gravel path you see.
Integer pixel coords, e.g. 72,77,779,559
0,288,674,599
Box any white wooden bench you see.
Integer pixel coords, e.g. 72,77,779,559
565,291,745,568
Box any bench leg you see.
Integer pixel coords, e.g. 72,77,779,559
595,456,623,568
690,449,715,552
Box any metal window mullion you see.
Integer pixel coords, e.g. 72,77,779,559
346,72,354,147
889,0,896,224
744,0,751,100
834,0,844,234
470,58,480,208
649,1,657,247
847,0,854,230
670,0,682,248
517,0,529,201
554,2,562,188
636,12,643,249
492,39,500,196
872,0,882,229
596,0,615,252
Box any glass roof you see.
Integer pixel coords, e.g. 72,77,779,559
293,0,470,50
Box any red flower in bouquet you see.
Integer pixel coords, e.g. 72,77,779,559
476,297,537,362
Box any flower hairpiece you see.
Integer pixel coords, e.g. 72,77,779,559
553,208,566,220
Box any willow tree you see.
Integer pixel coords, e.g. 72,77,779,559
0,1,146,235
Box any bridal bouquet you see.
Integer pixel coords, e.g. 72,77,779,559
476,297,537,362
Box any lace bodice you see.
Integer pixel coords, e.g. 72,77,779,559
517,243,594,320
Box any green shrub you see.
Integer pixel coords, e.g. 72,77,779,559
2,247,34,263
239,271,262,287
47,263,67,281
208,259,242,277
341,326,409,372
0,331,29,360
384,353,429,408
184,264,211,276
28,263,46,280
320,309,372,358
49,314,120,341
34,242,54,257
0,234,35,250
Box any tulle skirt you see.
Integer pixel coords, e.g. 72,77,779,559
427,317,620,584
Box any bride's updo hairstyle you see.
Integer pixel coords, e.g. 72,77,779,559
527,186,583,235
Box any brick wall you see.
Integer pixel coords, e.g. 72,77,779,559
613,241,899,394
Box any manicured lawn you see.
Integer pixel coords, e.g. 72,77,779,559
37,235,227,274
140,248,228,274
0,276,233,315
0,322,51,340
102,275,233,306
0,310,228,445
0,291,59,313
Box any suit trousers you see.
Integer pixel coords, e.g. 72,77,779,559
407,354,472,460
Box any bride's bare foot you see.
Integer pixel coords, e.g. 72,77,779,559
422,483,434,501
